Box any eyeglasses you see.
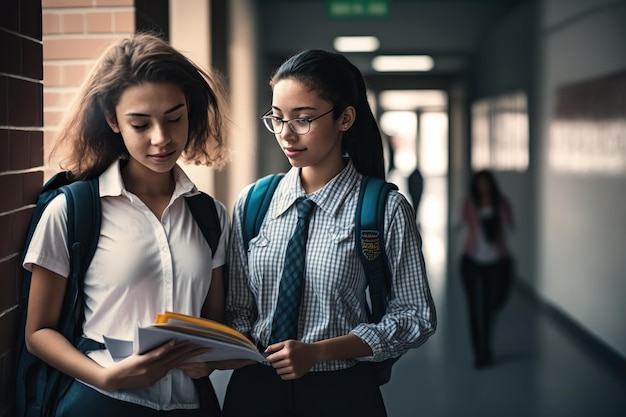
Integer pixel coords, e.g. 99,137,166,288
261,107,335,135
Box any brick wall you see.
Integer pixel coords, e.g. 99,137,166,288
42,0,135,178
0,1,134,415
0,0,43,415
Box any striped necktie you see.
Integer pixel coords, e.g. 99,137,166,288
269,197,316,344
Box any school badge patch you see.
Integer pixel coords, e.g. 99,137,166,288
360,230,381,261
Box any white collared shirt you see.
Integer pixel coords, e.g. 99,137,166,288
24,160,229,410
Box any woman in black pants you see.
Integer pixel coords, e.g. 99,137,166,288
460,170,514,369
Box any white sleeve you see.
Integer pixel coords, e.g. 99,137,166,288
22,194,70,278
210,198,230,269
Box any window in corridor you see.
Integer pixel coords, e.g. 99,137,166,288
471,91,528,172
378,89,448,283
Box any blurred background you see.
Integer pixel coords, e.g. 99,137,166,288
2,0,625,416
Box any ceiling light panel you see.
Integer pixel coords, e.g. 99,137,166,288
333,36,380,52
371,55,434,72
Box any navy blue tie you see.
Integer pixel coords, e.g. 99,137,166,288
269,198,315,344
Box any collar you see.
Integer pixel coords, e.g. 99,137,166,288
268,160,361,220
98,159,199,200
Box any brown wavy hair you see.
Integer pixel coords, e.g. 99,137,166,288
52,32,230,180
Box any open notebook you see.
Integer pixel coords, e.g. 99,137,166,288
103,311,266,362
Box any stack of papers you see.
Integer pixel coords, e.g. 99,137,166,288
104,311,266,362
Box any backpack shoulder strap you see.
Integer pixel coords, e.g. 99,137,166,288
355,176,397,323
15,176,101,417
356,176,400,385
63,178,101,282
242,173,285,251
185,192,221,257
49,177,102,341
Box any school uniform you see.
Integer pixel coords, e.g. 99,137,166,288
224,161,436,416
23,159,229,414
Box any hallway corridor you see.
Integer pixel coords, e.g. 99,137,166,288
380,260,626,417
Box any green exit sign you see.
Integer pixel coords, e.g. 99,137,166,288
328,0,390,19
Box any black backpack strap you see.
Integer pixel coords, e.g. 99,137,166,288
39,177,101,417
185,192,221,257
61,178,101,341
355,176,397,323
242,173,285,251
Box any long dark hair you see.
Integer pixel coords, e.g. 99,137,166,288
470,170,504,242
52,32,229,180
269,49,385,179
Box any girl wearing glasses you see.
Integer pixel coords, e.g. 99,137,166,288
223,50,437,416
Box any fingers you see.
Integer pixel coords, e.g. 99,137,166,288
264,341,285,355
141,340,211,369
177,362,215,379
164,341,211,366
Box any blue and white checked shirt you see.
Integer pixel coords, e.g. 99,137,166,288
226,161,436,372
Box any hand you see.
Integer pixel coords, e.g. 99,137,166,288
101,340,210,391
264,340,319,380
177,361,216,379
177,359,256,378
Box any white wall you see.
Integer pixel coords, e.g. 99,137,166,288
537,0,626,357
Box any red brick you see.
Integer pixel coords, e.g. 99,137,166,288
62,63,90,87
44,89,79,119
44,63,62,87
87,11,114,33
44,37,119,60
43,130,60,158
95,0,134,6
43,12,61,35
42,0,92,8
44,109,65,127
62,13,85,34
114,10,135,32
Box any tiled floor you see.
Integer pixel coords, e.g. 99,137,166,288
380,267,626,417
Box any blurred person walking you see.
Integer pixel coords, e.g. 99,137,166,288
459,170,514,369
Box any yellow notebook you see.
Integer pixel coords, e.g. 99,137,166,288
133,311,265,362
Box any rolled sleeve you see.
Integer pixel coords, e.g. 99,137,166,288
353,192,436,362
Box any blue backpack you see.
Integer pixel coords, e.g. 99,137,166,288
241,173,399,384
15,172,221,417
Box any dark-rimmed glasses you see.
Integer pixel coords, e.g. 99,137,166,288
261,107,335,135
